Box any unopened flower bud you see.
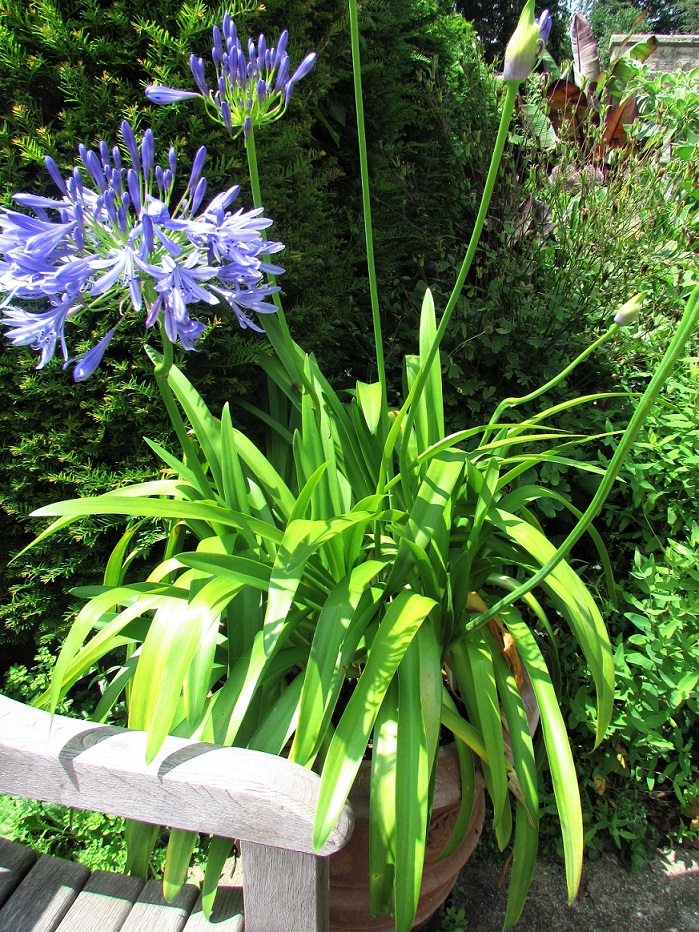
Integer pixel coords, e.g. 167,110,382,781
614,293,645,327
504,0,551,84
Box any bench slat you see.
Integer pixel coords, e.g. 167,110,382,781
119,879,199,932
0,838,36,909
0,852,89,932
183,888,244,931
55,869,145,932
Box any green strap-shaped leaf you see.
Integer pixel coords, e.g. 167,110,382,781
487,573,561,690
288,462,328,523
103,522,145,588
418,288,444,448
498,484,615,603
176,551,272,590
313,590,436,850
492,508,614,745
129,595,219,762
487,628,539,930
356,380,383,436
265,367,296,482
290,561,385,766
264,512,378,655
439,690,477,860
183,613,220,726
395,636,429,932
49,585,182,713
220,404,253,519
163,828,198,903
248,672,304,755
93,653,140,722
201,837,236,920
439,699,488,763
447,638,512,850
167,362,224,491
387,452,463,594
144,439,216,501
369,678,398,916
199,607,306,747
503,610,583,904
417,618,443,776
468,457,500,556
228,426,296,520
125,820,159,880
34,495,285,547
459,633,510,838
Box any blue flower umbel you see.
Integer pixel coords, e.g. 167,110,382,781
0,122,283,380
145,14,316,139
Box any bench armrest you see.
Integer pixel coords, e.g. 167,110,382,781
0,695,353,856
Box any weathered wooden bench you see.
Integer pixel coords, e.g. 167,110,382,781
0,695,354,931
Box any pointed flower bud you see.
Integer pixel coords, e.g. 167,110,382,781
504,0,551,84
72,327,116,381
144,85,201,105
614,293,645,327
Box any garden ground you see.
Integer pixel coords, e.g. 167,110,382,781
425,848,699,931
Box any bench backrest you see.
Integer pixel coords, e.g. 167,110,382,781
0,695,353,931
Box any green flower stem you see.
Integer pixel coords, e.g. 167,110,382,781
436,82,518,347
244,126,308,390
348,0,387,434
377,82,519,491
482,325,619,446
466,283,699,633
151,323,208,482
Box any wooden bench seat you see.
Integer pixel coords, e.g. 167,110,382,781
0,696,354,931
0,836,242,932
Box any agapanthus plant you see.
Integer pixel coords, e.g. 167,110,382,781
0,121,283,380
145,12,316,139
3,4,699,932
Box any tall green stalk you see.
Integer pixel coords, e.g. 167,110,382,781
244,126,308,391
151,324,211,492
348,0,388,435
378,82,520,491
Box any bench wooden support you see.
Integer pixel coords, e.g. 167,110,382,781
0,696,353,931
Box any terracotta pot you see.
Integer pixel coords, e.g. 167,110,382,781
328,744,486,931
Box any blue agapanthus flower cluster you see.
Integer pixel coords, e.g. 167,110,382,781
145,13,316,139
0,121,283,380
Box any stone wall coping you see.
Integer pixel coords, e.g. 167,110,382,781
610,34,699,46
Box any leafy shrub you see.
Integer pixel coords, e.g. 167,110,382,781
429,105,694,431
631,65,699,152
0,794,129,872
615,534,699,803
501,65,699,865
537,350,699,865
559,526,699,866
596,349,699,555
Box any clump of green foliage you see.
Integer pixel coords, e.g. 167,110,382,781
0,0,497,664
